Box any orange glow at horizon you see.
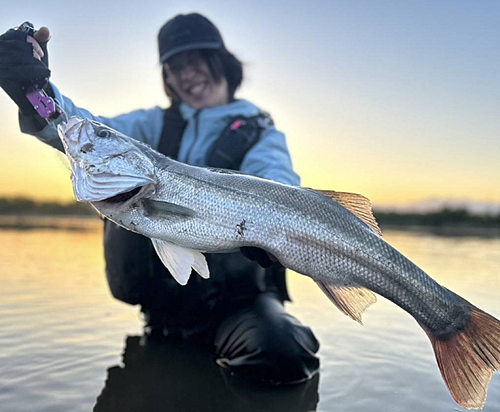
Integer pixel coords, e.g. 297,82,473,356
0,3,499,207
2,113,499,207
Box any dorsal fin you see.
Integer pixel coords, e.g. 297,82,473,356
311,189,382,237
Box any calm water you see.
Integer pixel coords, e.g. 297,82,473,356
0,216,499,412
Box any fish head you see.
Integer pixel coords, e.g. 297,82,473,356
58,116,157,203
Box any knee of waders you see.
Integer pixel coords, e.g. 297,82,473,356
215,295,320,384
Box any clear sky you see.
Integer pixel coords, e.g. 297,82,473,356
1,1,499,207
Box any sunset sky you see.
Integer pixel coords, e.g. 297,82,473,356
1,1,499,207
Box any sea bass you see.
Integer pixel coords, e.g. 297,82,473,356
58,116,500,410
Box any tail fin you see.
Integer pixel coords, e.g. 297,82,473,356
423,302,500,410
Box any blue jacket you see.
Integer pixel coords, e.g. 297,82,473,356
20,84,300,186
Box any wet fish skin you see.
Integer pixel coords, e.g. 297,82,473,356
92,151,465,338
58,116,500,410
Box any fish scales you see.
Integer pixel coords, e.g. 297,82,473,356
148,160,465,334
94,137,466,333
58,116,500,410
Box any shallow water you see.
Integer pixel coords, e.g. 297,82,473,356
0,217,499,411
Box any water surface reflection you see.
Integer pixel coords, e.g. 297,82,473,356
1,219,499,411
94,336,319,412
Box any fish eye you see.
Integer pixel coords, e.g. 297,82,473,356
80,143,94,153
97,128,112,138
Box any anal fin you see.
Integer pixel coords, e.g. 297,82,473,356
315,280,377,324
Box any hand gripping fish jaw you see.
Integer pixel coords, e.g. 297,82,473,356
16,21,68,128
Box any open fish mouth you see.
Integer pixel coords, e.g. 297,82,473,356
72,166,155,203
99,183,158,204
100,186,144,203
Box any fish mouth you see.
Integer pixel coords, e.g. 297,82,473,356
72,166,156,203
98,179,158,206
100,186,144,203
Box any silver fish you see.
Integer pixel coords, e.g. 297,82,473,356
58,116,500,410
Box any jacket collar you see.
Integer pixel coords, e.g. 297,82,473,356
179,99,260,121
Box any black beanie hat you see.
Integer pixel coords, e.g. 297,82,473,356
158,13,225,63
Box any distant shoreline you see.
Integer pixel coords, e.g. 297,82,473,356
374,209,500,227
375,209,500,238
0,197,94,216
378,223,500,238
0,214,99,232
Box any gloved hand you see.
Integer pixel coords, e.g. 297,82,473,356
0,23,51,115
240,247,279,269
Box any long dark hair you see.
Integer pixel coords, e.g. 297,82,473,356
163,48,243,104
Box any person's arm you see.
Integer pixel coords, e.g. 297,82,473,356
0,24,164,151
239,126,301,186
19,83,165,152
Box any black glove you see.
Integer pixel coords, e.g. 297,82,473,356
240,247,276,268
0,25,51,115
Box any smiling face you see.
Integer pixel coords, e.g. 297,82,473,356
163,50,229,109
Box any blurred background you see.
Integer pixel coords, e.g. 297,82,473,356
1,3,500,412
1,0,499,210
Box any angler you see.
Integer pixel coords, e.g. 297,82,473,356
0,14,320,384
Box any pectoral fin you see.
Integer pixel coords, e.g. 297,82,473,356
151,239,209,285
143,199,197,218
315,280,377,324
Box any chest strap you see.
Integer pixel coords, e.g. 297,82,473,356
206,112,272,169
